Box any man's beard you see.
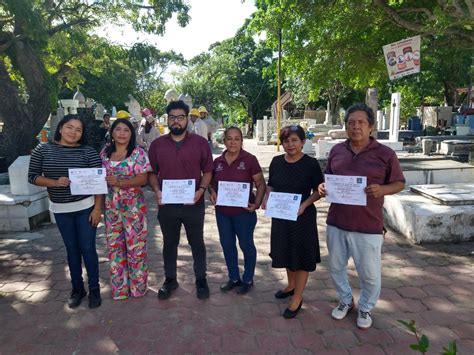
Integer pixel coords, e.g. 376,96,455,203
169,125,187,135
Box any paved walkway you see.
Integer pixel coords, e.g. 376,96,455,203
0,139,473,354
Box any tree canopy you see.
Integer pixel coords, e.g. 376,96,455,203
250,0,473,123
177,24,276,128
0,0,189,167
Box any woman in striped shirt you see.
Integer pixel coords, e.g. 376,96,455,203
28,114,103,309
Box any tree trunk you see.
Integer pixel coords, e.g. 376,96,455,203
0,39,53,169
443,80,456,107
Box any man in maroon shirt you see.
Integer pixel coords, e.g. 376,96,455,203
318,103,405,329
149,100,213,300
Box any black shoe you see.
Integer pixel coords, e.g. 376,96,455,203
68,288,87,309
236,281,253,295
283,300,303,319
157,278,179,300
88,287,101,309
274,289,295,299
196,278,210,299
220,279,241,292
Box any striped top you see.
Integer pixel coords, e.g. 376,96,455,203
28,142,102,203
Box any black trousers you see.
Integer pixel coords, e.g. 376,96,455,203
157,200,207,280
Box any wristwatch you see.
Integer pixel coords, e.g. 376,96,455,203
199,186,207,191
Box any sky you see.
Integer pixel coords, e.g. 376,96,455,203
102,0,257,60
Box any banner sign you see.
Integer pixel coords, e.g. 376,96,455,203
383,35,420,80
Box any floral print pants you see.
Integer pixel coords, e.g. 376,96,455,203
105,206,148,300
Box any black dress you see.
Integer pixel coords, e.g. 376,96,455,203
268,154,324,271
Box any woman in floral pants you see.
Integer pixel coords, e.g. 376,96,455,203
101,118,152,300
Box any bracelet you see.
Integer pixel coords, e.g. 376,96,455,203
199,186,206,191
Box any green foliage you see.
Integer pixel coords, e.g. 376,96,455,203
0,0,190,167
397,320,457,355
177,24,276,125
250,0,472,116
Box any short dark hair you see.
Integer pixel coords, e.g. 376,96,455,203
54,114,87,145
103,113,110,119
344,103,375,126
224,126,243,140
279,125,305,142
105,118,137,159
166,100,189,116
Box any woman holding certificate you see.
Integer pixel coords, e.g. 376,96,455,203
209,127,266,295
100,118,152,300
263,125,324,318
28,114,103,309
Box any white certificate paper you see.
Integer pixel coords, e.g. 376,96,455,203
264,192,302,221
161,179,196,204
325,174,367,206
216,181,250,208
69,168,107,195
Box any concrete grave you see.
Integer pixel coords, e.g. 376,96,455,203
384,186,474,244
1,156,50,232
439,140,474,155
410,183,474,205
400,159,474,185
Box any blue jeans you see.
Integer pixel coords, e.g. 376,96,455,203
54,207,100,290
216,211,257,284
326,225,383,312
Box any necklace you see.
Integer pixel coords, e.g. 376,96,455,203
111,150,127,161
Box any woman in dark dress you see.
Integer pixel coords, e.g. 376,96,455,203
263,125,324,318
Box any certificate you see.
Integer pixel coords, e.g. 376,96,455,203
324,174,367,206
161,179,195,204
264,192,302,221
69,168,107,195
216,181,250,208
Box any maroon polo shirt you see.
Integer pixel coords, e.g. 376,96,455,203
148,132,213,202
213,149,262,216
325,138,405,234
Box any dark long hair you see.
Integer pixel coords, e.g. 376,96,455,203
54,114,87,145
104,118,137,159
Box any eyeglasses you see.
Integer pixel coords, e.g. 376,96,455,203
168,114,186,122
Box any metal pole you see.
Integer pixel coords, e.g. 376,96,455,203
277,28,282,152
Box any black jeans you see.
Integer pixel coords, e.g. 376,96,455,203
157,200,207,280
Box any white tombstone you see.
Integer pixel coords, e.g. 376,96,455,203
179,94,193,110
60,99,79,114
366,88,378,136
377,110,384,130
73,86,86,108
324,101,331,125
95,104,105,121
9,156,45,195
164,89,179,103
125,95,141,120
389,92,401,142
263,115,268,142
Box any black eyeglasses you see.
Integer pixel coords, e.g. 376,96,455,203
168,114,186,122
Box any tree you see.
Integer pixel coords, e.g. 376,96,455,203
0,0,189,167
177,24,276,129
250,0,473,122
373,0,474,49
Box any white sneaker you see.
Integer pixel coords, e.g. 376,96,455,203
331,299,354,320
357,310,373,329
